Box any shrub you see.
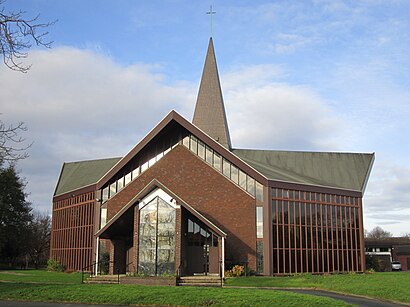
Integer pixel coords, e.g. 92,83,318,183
47,259,65,272
225,265,245,277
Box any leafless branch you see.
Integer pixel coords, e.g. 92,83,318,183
0,0,56,72
0,119,32,162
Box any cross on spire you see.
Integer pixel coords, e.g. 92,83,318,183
206,5,216,37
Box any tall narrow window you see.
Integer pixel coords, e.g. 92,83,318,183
109,182,117,198
230,165,239,184
222,158,230,178
239,170,246,189
190,136,198,154
256,207,263,238
102,187,109,202
138,196,176,276
117,176,124,191
100,208,107,229
213,153,222,171
198,140,205,160
247,176,255,196
124,172,132,186
255,182,263,201
182,136,190,148
205,146,213,165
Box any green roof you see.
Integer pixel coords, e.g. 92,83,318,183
54,157,121,196
232,149,374,192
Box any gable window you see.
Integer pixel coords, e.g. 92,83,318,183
138,193,176,276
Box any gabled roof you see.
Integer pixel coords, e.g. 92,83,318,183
193,37,232,149
54,157,121,197
97,179,227,239
232,149,375,193
96,110,268,190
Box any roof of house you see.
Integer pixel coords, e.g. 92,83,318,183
232,149,374,193
54,157,121,196
365,237,410,247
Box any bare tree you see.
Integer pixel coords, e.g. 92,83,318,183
0,119,31,163
0,0,55,72
27,211,51,269
365,226,393,239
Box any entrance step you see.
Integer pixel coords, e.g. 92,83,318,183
86,274,122,284
178,275,223,287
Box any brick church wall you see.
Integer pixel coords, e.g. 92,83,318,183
50,190,95,271
105,145,257,270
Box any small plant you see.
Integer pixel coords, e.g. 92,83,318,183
127,271,151,277
225,265,245,277
47,259,65,272
366,268,376,274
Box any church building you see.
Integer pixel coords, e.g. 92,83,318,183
51,37,374,276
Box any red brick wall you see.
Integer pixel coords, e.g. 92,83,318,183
105,145,257,270
395,255,409,271
51,191,95,271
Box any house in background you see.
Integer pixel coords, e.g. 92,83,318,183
50,37,374,276
365,237,410,271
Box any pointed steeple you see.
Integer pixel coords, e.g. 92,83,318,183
193,38,232,149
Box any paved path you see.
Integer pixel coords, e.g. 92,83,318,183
225,286,408,307
285,289,407,307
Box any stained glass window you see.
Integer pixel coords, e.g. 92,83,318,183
138,196,175,276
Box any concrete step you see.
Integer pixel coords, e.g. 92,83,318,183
86,275,121,284
178,282,223,287
178,276,223,287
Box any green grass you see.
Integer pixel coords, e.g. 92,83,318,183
0,269,82,284
0,282,351,306
0,270,351,306
225,272,410,304
2,270,408,306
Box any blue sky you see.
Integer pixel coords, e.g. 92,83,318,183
1,0,409,235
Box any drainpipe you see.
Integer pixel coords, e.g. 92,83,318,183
221,237,225,279
95,238,99,276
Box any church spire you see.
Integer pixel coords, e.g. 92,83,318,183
193,37,232,149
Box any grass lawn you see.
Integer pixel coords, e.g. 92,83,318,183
1,270,409,306
225,272,410,304
0,269,82,284
0,270,351,306
0,282,351,306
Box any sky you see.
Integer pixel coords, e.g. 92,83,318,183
0,0,409,236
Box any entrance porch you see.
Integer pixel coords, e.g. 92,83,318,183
96,183,226,278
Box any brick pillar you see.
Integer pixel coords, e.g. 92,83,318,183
109,239,126,274
175,206,182,276
133,205,140,273
109,240,114,275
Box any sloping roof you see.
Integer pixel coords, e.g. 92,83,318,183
97,179,227,239
97,111,268,190
193,37,232,149
54,157,121,196
232,149,375,193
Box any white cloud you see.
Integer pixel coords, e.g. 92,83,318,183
1,45,409,239
0,47,196,212
222,65,344,150
363,160,410,235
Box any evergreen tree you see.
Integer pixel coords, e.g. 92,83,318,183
0,163,32,266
